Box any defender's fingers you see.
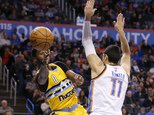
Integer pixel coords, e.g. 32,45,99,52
123,17,125,24
117,13,120,22
120,13,123,22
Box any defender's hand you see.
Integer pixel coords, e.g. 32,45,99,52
113,13,125,32
84,0,97,18
74,74,84,86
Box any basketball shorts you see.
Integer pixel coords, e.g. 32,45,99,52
51,104,88,115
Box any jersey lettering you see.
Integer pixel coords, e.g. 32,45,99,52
58,87,75,101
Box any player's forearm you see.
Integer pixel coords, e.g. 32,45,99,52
82,21,96,56
118,30,130,55
38,64,49,85
66,70,84,85
66,70,77,83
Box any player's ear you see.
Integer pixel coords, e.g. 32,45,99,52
104,54,108,62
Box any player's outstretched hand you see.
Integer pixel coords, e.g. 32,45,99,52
74,74,84,86
113,13,125,32
41,49,51,65
84,0,97,18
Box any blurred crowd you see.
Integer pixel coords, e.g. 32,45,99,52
70,0,154,30
0,0,71,24
0,0,154,30
0,26,154,115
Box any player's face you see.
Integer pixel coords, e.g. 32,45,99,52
36,49,50,65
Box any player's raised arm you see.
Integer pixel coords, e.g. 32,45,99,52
36,51,50,85
82,0,104,77
113,13,131,76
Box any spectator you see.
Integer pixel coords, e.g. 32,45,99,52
45,8,54,19
61,17,71,24
137,107,146,115
122,107,130,115
132,60,140,75
97,44,105,54
124,91,136,114
139,81,146,94
138,57,146,69
41,99,51,115
33,89,45,115
15,54,27,96
94,39,100,49
146,105,154,115
143,94,154,107
0,35,11,46
0,100,13,115
43,16,52,23
74,63,81,74
0,29,5,39
25,76,36,100
34,8,44,17
82,59,90,71
53,16,60,24
78,54,84,65
146,55,154,69
78,90,88,107
23,41,32,51
149,66,154,79
8,10,17,21
11,35,20,46
19,33,27,44
129,85,136,95
132,51,142,64
144,87,153,99
133,86,145,106
137,69,146,82
106,33,114,46
141,40,151,52
144,77,153,89
73,83,82,97
130,76,139,89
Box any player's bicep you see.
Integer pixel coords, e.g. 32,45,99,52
120,54,131,77
87,54,104,73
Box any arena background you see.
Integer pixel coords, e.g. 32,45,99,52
0,0,154,115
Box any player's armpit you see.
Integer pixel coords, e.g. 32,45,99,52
120,54,131,77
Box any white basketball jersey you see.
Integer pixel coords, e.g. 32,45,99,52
88,64,128,115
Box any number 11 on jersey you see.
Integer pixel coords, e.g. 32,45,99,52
110,78,123,98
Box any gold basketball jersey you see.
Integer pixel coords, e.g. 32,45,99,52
40,63,78,111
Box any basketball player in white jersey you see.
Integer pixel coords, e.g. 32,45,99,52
82,0,130,115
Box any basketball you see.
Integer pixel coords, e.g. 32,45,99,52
30,27,54,51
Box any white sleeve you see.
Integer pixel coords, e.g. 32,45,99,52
82,21,96,57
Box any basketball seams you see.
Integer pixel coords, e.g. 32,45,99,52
33,42,50,48
35,28,52,37
42,28,47,51
30,37,52,40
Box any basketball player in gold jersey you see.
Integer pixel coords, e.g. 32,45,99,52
32,49,88,115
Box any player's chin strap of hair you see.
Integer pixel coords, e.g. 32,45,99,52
82,21,96,57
